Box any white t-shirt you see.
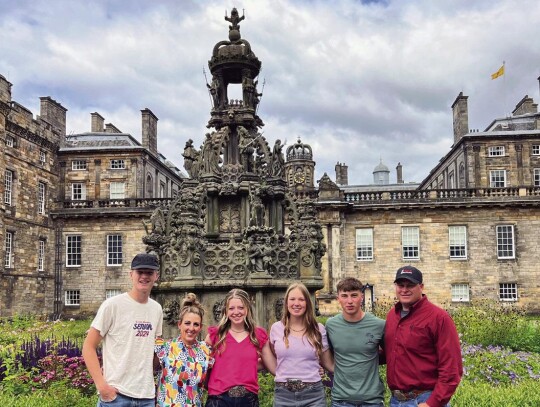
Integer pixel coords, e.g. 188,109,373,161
91,292,163,399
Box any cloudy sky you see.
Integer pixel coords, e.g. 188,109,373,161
1,0,539,185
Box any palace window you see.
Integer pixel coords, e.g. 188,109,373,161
159,182,165,198
534,169,540,187
71,183,87,200
6,135,15,147
110,182,125,199
66,235,82,267
490,170,507,187
402,226,420,260
488,146,505,157
449,226,467,259
4,169,13,205
72,160,87,170
38,182,46,215
106,289,122,299
496,225,515,259
499,283,517,302
356,228,374,261
5,232,13,268
110,159,125,169
38,240,45,271
451,283,470,302
532,145,540,155
39,151,46,165
107,235,123,266
65,290,81,306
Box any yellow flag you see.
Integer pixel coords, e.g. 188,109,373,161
491,64,505,80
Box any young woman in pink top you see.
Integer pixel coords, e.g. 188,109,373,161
269,283,334,407
205,288,275,407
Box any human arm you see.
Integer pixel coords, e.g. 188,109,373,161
320,348,334,373
261,340,276,375
425,314,463,407
82,327,118,401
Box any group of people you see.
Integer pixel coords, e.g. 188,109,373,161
82,254,463,407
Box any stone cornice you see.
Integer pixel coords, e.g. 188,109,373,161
6,120,58,151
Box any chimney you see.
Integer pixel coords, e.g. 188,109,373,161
141,108,158,155
335,162,348,186
451,92,469,144
396,162,403,184
40,96,67,135
105,123,122,133
512,95,537,116
0,74,12,104
91,112,105,132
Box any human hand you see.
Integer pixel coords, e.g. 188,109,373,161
418,403,430,407
98,383,118,402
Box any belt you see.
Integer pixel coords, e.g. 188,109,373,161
227,385,249,398
275,380,321,392
392,389,430,401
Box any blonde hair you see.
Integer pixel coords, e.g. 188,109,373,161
281,282,323,359
214,289,260,354
178,292,204,324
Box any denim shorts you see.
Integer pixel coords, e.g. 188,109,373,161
274,381,326,407
97,393,155,407
331,399,384,407
205,391,259,407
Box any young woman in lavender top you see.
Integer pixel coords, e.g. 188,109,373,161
269,283,334,407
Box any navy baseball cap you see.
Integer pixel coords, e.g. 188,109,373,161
394,265,423,284
131,253,159,270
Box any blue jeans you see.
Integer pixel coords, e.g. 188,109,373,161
331,400,384,407
97,393,155,407
274,381,326,407
389,390,450,407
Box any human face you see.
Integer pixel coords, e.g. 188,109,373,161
227,298,247,327
287,288,307,318
179,312,202,345
337,290,364,321
395,280,424,310
130,269,158,293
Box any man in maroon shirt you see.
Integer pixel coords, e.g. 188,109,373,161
384,266,463,407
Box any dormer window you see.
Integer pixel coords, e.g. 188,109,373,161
488,146,505,157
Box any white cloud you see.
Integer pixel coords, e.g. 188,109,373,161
1,0,539,185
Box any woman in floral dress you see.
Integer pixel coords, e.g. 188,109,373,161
155,293,212,407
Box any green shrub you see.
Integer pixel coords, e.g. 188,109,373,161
453,380,540,406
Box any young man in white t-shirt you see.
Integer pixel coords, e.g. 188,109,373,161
82,253,163,406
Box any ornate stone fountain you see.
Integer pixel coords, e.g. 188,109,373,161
144,8,325,336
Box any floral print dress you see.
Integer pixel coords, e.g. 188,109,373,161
155,337,212,407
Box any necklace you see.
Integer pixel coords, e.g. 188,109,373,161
290,326,306,332
230,328,246,333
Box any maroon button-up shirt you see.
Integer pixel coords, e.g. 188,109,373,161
385,296,463,407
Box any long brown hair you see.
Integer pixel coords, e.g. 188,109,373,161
214,288,260,354
281,282,323,359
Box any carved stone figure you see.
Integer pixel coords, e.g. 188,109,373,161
201,132,221,175
270,139,285,177
238,126,255,172
182,139,198,177
207,75,222,109
225,7,244,31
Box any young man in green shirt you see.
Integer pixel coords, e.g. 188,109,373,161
326,277,385,407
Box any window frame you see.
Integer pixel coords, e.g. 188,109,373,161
449,225,467,260
4,169,13,205
451,283,470,302
5,231,13,268
39,150,46,165
6,135,15,147
38,240,45,271
488,146,505,157
499,283,518,302
65,290,81,306
110,182,125,199
496,225,515,259
71,183,87,201
106,289,122,299
489,170,507,188
401,226,420,260
110,159,126,169
66,235,82,267
38,182,46,215
532,145,540,156
355,228,374,261
72,160,88,170
534,168,540,187
107,234,123,266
